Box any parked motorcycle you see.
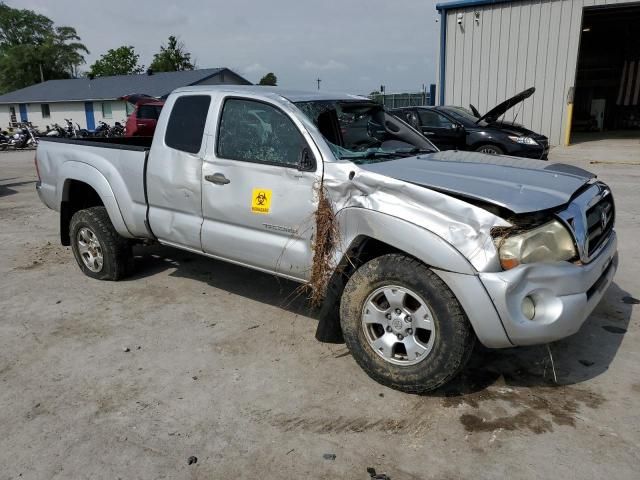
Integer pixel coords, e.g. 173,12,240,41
65,119,91,138
5,124,38,149
0,130,10,150
108,121,125,137
92,121,111,137
45,124,66,137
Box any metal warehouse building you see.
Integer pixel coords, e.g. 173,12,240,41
436,0,640,146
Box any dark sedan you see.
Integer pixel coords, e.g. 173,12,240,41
390,88,549,160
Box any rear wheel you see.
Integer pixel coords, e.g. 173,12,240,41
475,144,503,155
70,207,133,280
340,254,475,393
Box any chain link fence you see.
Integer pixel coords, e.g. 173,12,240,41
368,92,432,109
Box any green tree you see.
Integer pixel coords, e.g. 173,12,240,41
258,72,277,86
89,46,143,77
149,35,194,72
0,3,88,93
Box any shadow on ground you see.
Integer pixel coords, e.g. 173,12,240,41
128,244,311,316
127,244,634,395
0,179,36,198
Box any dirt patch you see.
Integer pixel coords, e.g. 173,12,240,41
14,241,70,270
50,316,112,342
440,385,604,434
93,381,144,416
460,410,552,434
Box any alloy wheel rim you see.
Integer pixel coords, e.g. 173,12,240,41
361,285,436,366
77,227,104,272
480,147,498,154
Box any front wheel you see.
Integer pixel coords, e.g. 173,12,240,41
340,254,475,393
70,207,133,280
475,144,503,155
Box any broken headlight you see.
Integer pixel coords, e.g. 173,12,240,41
494,220,577,270
508,135,538,146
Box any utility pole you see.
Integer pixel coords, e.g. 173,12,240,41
39,64,44,83
316,78,321,90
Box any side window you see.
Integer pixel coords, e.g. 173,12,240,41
402,110,419,129
165,95,211,154
418,110,453,128
101,101,112,119
138,105,162,120
217,98,306,167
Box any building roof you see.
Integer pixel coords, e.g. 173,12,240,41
0,68,250,104
172,85,369,103
436,0,519,11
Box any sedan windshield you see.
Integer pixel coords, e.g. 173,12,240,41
443,106,488,127
295,100,435,163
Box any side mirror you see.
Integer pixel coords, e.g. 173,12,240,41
298,147,316,171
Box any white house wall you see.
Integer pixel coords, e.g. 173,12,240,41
0,100,129,131
440,0,632,145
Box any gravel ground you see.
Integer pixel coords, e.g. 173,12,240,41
1,142,639,479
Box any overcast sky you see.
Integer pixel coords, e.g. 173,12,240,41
16,0,441,94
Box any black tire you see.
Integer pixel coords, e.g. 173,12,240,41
475,144,503,155
69,206,133,280
340,254,475,393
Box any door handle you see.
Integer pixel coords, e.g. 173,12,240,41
423,131,434,136
205,173,230,185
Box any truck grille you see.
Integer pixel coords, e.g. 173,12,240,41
586,194,614,257
558,182,615,263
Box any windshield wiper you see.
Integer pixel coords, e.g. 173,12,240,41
339,151,398,161
390,147,434,155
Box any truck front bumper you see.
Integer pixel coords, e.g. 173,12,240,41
479,232,618,346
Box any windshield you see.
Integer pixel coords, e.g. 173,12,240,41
295,100,436,163
443,106,488,127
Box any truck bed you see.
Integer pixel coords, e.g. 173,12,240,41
36,136,152,240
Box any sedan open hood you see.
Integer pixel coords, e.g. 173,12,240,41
358,150,594,214
472,87,536,124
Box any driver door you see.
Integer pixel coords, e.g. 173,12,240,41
200,97,321,281
417,109,464,150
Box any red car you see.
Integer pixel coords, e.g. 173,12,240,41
121,94,165,137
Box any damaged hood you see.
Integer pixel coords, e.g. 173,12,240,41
358,150,595,214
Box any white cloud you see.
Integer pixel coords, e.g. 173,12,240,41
242,63,266,74
301,59,347,71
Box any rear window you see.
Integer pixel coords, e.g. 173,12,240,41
165,95,211,154
138,104,162,120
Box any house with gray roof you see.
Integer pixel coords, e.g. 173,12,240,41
0,67,251,131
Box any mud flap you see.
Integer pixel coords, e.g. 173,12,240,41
314,275,345,344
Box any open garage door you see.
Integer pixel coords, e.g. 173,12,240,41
571,3,640,143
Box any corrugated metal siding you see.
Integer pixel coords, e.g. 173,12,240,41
439,0,632,145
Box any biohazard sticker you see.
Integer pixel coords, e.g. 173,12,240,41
251,189,272,214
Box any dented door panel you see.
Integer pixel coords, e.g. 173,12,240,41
200,94,323,280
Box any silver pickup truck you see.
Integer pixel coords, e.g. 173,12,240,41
35,85,618,393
